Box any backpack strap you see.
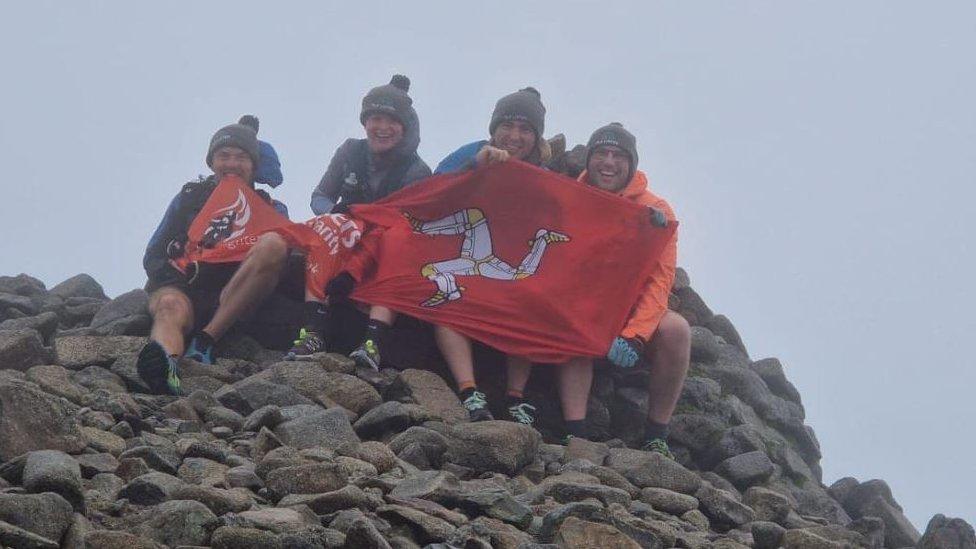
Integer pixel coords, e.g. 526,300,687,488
336,139,372,208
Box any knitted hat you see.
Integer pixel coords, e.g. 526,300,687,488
586,122,639,182
361,74,414,126
206,122,259,168
489,87,546,138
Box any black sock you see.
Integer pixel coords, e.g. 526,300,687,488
644,420,670,442
459,386,480,400
362,318,391,344
565,420,586,438
302,302,329,334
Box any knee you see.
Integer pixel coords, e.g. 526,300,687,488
249,233,288,268
150,289,191,318
654,311,691,352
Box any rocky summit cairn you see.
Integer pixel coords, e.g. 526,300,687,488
0,260,969,548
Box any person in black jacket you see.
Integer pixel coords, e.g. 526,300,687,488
290,75,431,359
138,120,297,395
309,74,430,214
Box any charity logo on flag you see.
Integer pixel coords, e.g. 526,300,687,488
200,189,251,247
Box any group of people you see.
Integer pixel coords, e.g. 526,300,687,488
138,75,691,457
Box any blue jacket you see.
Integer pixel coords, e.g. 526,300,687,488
256,140,283,188
434,140,488,175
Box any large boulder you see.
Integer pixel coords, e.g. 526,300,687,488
606,448,701,494
88,289,151,336
265,462,348,499
0,311,59,340
555,516,641,548
215,375,313,416
22,450,85,512
49,274,106,300
0,380,86,461
0,274,47,297
918,514,976,549
129,499,220,547
0,329,47,371
446,421,540,475
0,492,74,545
389,369,468,423
265,361,381,415
714,450,775,489
272,407,360,450
53,336,146,369
25,364,91,405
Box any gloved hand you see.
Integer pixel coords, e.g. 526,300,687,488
649,207,668,228
331,201,351,215
607,336,644,369
325,272,356,298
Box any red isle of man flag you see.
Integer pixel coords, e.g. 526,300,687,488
171,165,676,363
349,161,676,363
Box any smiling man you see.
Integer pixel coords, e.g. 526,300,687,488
567,122,690,455
138,121,299,395
297,75,431,360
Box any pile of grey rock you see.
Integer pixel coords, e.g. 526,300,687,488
0,271,971,549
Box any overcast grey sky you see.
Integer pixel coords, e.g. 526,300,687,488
1,1,973,527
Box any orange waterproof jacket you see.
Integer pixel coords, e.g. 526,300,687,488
578,169,678,342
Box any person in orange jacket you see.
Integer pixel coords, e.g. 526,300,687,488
508,122,690,457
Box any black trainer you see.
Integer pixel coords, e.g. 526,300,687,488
136,340,182,396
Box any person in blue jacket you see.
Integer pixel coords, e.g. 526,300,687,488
350,87,550,424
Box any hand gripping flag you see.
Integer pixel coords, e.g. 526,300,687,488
348,161,677,363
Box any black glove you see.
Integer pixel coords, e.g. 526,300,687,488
331,202,351,215
325,272,356,298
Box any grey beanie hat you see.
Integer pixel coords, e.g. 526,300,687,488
361,74,414,127
206,123,259,167
489,87,546,138
586,122,639,181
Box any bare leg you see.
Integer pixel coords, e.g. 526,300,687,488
203,233,289,340
148,287,194,356
434,325,476,389
557,356,594,422
506,356,533,396
645,311,691,424
370,306,397,325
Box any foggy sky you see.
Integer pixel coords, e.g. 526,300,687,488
1,1,973,527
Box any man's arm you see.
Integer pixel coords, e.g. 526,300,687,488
143,193,187,288
433,141,488,175
311,139,357,215
620,227,678,342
